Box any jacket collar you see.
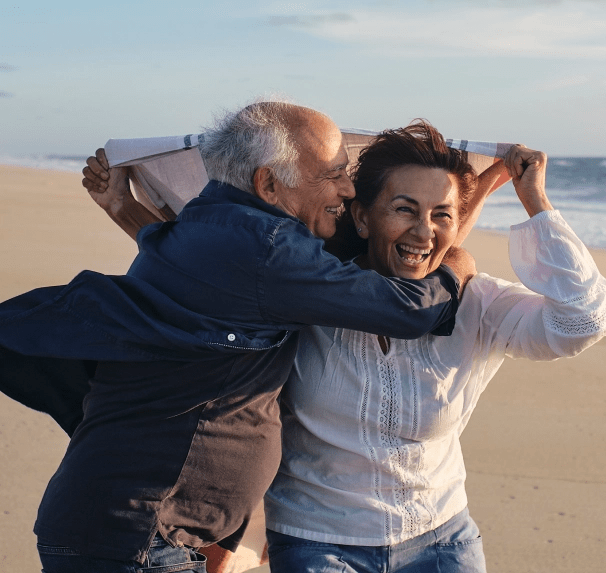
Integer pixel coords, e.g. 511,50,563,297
201,180,302,223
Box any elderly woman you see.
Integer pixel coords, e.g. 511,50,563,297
263,122,606,573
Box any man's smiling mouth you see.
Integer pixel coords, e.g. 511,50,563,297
396,243,432,265
325,205,345,217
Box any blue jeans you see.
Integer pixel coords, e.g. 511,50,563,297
37,534,207,573
267,508,486,573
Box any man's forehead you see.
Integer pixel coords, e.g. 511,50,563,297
325,144,349,171
296,121,346,164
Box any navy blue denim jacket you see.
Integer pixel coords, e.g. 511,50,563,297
0,180,459,364
2,181,460,562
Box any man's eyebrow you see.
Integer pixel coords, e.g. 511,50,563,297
324,162,349,175
392,194,455,209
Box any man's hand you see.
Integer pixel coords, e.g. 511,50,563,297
442,246,477,297
81,148,162,240
82,149,133,216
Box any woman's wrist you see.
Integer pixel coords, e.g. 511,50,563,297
520,190,554,218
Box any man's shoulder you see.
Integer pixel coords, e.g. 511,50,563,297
136,196,312,271
179,192,291,233
175,194,324,259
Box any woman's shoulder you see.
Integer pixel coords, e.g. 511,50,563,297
466,272,518,297
459,272,528,318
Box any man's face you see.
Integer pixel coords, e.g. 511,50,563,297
273,116,355,240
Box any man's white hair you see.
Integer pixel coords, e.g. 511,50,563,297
200,100,303,193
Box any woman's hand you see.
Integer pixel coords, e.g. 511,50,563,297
504,144,553,217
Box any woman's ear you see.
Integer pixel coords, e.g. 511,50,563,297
253,167,279,205
350,200,369,239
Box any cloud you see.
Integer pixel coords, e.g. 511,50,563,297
0,63,18,72
283,73,316,79
267,12,355,28
268,4,606,59
538,75,591,90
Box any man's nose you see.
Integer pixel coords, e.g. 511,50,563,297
339,174,355,199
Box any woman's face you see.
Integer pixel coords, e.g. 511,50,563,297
352,165,460,280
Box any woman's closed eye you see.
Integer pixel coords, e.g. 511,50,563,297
434,211,453,220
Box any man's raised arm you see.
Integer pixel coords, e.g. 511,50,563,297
82,149,162,240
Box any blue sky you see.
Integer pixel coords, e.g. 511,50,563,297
1,0,605,157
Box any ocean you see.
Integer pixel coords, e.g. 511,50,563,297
2,153,606,250
475,157,606,250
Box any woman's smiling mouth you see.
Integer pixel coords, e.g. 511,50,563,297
395,243,432,265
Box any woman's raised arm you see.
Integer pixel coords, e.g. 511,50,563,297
453,159,509,247
504,144,553,217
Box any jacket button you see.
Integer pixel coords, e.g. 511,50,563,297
227,333,236,342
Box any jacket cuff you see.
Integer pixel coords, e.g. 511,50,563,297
430,264,460,336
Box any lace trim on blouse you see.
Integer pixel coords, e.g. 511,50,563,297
360,333,393,540
375,340,420,538
544,307,606,336
544,281,606,336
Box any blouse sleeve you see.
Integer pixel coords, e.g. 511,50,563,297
480,210,606,360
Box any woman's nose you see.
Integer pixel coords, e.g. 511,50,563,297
411,218,435,241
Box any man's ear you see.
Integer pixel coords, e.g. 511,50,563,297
350,200,369,239
253,167,279,205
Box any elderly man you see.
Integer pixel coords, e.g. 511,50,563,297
0,102,470,573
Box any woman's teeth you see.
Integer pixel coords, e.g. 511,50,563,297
396,244,432,263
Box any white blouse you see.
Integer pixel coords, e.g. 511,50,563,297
264,210,606,546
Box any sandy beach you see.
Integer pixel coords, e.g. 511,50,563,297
0,164,604,573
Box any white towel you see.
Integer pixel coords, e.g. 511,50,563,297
105,129,514,218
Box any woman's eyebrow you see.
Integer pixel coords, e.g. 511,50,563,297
392,194,455,209
392,194,417,204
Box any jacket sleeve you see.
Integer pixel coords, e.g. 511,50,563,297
261,219,460,339
0,346,94,436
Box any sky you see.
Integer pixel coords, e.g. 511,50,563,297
1,0,605,157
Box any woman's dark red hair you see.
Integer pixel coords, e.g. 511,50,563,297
325,120,477,261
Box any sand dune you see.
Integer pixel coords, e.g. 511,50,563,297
0,165,604,572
